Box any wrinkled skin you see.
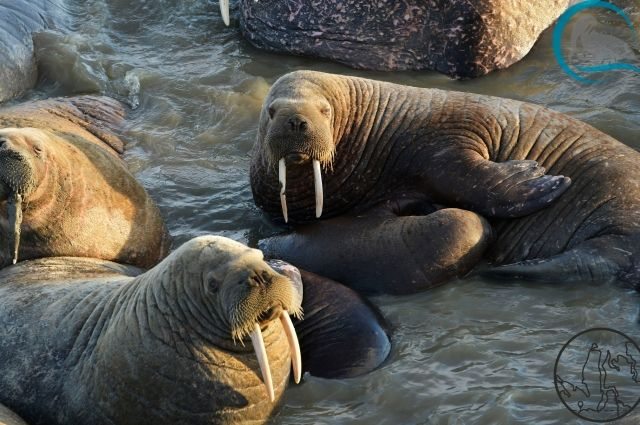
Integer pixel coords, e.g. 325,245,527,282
238,0,570,78
0,236,303,425
262,204,493,295
0,235,390,424
0,96,170,268
251,71,640,291
0,0,67,102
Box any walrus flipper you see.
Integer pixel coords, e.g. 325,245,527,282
423,144,572,218
293,270,391,379
482,237,632,285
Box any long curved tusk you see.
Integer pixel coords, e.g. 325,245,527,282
279,310,302,384
250,322,275,402
312,160,323,218
220,0,230,26
279,158,288,223
7,193,22,265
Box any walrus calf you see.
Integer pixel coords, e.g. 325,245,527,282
0,236,303,425
251,71,640,292
0,96,169,268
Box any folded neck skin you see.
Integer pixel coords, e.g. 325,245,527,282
95,237,304,406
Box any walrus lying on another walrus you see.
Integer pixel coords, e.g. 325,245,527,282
251,70,640,294
0,236,304,425
0,96,170,268
0,95,391,424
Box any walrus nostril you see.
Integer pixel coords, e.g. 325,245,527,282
287,116,307,132
286,152,310,165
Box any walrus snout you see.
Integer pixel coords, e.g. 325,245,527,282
287,115,308,133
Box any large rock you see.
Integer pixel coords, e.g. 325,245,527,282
239,0,570,78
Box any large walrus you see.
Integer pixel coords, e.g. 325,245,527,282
0,96,169,268
0,236,389,424
251,71,640,293
0,236,304,425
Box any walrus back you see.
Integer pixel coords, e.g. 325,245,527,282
0,96,126,155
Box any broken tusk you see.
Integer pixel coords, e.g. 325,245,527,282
279,158,288,223
250,322,275,402
312,159,323,218
280,310,302,384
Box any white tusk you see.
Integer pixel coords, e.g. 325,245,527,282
279,310,302,384
312,159,323,218
220,0,230,26
279,158,288,223
250,322,275,402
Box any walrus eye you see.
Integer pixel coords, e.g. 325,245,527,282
320,106,331,118
268,106,276,119
33,145,43,155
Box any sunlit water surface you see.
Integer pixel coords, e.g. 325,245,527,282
14,0,640,423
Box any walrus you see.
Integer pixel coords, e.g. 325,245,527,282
250,70,640,293
229,0,570,78
0,236,304,425
0,0,67,102
0,235,390,424
0,96,170,268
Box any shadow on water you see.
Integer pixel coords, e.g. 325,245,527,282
6,0,640,423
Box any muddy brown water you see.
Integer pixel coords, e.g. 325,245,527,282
11,0,640,423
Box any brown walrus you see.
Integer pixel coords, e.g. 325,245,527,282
250,70,640,293
0,236,303,425
0,96,169,269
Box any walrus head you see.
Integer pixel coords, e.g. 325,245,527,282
259,74,336,222
0,128,47,265
156,236,304,402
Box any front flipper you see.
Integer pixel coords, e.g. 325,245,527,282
421,141,571,218
293,270,391,379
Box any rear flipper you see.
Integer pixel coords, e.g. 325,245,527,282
293,270,391,379
482,237,636,288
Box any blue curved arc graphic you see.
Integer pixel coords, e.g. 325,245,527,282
553,0,640,83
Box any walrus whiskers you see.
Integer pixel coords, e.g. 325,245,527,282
7,192,22,265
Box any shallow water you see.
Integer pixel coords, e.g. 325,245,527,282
14,0,640,423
